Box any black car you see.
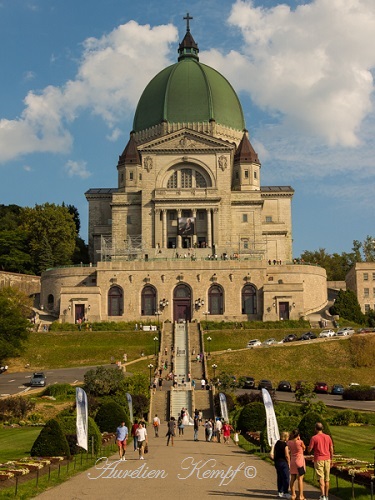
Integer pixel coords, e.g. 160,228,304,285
258,379,273,391
243,376,255,389
30,372,47,387
283,334,298,343
277,380,292,392
299,331,317,341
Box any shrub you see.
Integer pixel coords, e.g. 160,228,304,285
58,416,101,454
343,386,375,401
131,394,149,419
31,418,70,457
0,396,35,420
95,401,129,433
43,383,75,399
84,366,125,396
298,411,332,448
237,402,266,433
49,322,78,332
236,393,263,407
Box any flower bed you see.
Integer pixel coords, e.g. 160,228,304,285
307,455,375,488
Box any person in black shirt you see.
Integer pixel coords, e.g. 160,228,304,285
271,431,291,498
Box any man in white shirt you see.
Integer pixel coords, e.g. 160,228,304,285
215,418,223,443
135,422,148,460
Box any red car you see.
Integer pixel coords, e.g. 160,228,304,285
314,381,328,394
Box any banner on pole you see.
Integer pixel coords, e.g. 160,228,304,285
261,388,280,447
126,393,133,423
76,387,88,451
218,392,229,422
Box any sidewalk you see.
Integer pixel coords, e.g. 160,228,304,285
35,427,339,500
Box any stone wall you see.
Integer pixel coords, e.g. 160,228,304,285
0,271,41,296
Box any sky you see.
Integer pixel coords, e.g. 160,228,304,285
0,0,374,257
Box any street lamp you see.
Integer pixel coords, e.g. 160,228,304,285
153,336,158,358
207,336,212,357
212,363,217,379
148,363,154,388
155,309,161,328
204,310,210,330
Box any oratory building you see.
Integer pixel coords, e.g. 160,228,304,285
41,18,327,324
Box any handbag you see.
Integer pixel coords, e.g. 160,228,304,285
144,443,149,454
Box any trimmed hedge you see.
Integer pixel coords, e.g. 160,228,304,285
205,319,310,330
95,401,129,433
31,418,71,458
343,386,375,401
237,402,266,433
298,411,332,447
42,383,75,398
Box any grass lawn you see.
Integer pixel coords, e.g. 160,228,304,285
11,330,158,371
331,425,375,463
0,427,41,462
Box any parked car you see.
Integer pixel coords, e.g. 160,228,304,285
258,379,273,391
314,381,328,393
295,380,307,392
282,334,298,343
263,338,277,345
331,384,344,395
336,327,355,336
243,376,256,389
30,372,47,387
0,365,8,374
356,328,373,334
277,380,292,392
247,339,262,348
299,331,317,341
319,329,335,338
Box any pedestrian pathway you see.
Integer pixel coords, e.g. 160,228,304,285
35,427,339,500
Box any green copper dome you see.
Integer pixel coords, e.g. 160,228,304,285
133,30,245,133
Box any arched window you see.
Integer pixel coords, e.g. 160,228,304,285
242,284,257,314
141,285,156,316
174,284,191,298
108,286,123,316
47,294,54,310
165,165,210,189
208,285,224,315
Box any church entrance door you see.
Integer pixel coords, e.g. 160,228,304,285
279,302,290,321
173,284,192,322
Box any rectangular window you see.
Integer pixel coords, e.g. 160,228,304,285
365,304,370,313
364,288,369,298
373,287,375,297
235,171,239,179
254,171,257,179
129,172,134,180
169,212,176,220
364,273,369,281
242,214,248,223
265,216,272,223
372,273,375,280
244,170,249,179
127,215,132,224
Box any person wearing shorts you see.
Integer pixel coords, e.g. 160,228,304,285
135,422,148,460
308,422,334,500
116,421,128,461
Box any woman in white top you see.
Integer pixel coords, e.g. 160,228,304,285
135,422,148,460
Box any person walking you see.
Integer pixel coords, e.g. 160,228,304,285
215,418,222,443
135,422,148,460
153,414,161,437
201,378,206,390
222,421,233,444
271,431,291,498
178,415,185,436
287,429,306,500
166,416,176,446
131,419,139,451
308,422,334,500
115,421,128,461
158,377,163,391
193,413,199,441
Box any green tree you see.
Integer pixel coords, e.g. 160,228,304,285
0,287,31,363
22,203,77,274
84,366,126,396
330,289,365,323
362,235,375,262
95,401,129,432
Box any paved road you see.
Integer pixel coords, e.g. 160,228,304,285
35,427,340,500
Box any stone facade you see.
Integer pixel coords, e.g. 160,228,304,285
346,262,375,314
0,271,40,297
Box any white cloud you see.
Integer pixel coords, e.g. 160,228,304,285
64,160,91,179
23,165,32,172
23,71,35,81
0,21,177,164
203,0,375,148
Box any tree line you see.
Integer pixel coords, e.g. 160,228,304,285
0,203,89,276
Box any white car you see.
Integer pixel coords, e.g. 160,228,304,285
263,338,277,345
247,339,262,348
336,327,355,336
319,329,335,338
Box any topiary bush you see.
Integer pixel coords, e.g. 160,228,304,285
343,386,375,401
298,411,332,448
31,418,70,457
42,383,75,399
94,401,129,433
237,402,266,434
58,416,102,454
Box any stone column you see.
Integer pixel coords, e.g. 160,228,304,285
207,208,212,248
177,209,182,249
162,209,167,249
213,208,219,251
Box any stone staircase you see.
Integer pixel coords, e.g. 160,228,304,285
170,389,192,420
161,322,173,372
151,390,169,423
193,389,212,419
188,322,204,382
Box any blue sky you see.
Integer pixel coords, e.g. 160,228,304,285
0,0,374,257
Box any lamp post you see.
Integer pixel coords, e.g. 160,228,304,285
212,363,217,379
155,310,161,329
153,336,158,358
204,311,210,331
207,336,212,357
148,363,154,388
